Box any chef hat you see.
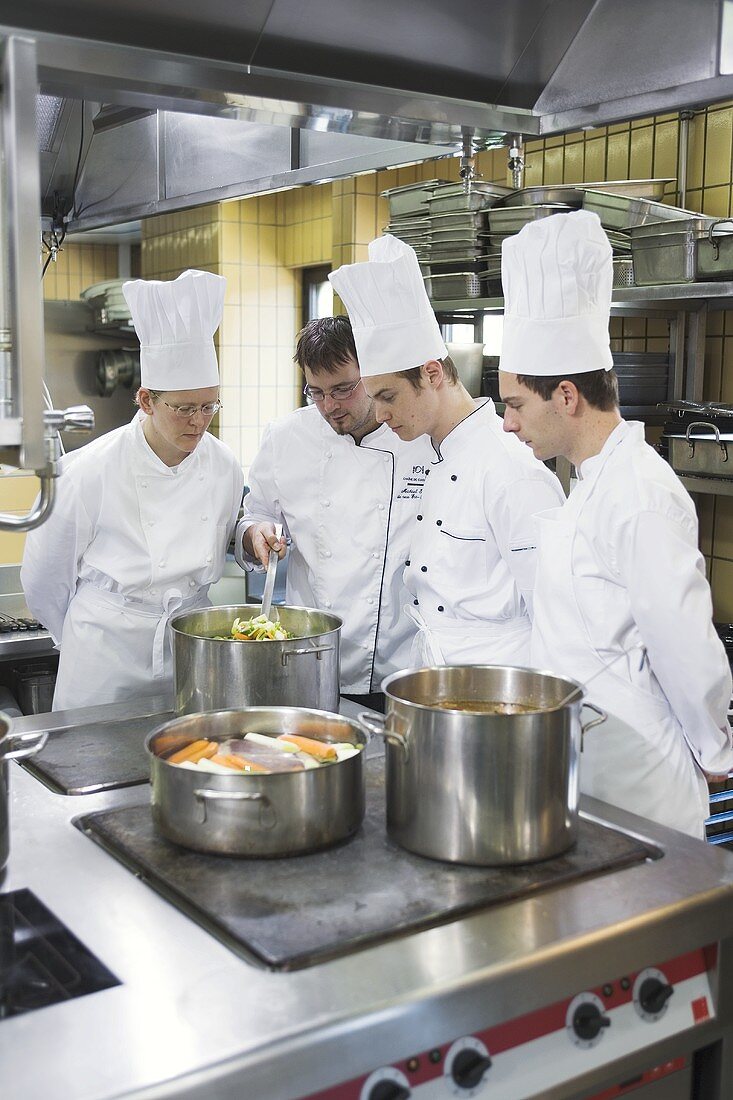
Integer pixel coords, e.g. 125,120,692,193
329,234,447,378
500,210,613,377
122,269,225,390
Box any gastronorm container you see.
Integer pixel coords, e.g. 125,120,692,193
146,706,365,857
381,179,448,219
583,190,701,232
360,665,605,866
630,218,733,285
427,181,511,214
172,604,341,716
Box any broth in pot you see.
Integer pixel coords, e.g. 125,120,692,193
429,699,542,715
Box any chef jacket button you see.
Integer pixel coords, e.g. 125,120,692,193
150,589,158,596
189,580,196,588
438,605,444,612
417,515,423,521
324,601,332,608
436,520,442,526
372,552,380,559
206,555,213,563
159,560,166,567
141,482,147,489
323,549,332,558
325,451,333,459
451,474,458,481
413,599,419,605
377,503,385,511
199,475,205,481
367,597,374,605
323,499,331,507
405,559,410,566
148,521,155,527
201,515,208,521
421,565,428,572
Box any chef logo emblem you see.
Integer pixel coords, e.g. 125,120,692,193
397,464,427,500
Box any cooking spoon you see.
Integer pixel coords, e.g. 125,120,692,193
260,522,283,622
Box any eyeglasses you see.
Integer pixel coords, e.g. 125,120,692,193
303,379,362,405
161,400,222,419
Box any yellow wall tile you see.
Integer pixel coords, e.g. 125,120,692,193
653,121,678,181
606,129,630,179
583,138,606,181
629,125,653,181
705,107,733,187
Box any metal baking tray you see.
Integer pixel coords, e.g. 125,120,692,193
423,271,482,300
583,178,675,200
667,426,733,479
499,186,585,209
426,181,511,214
631,218,733,284
582,190,699,231
381,179,448,218
429,210,489,232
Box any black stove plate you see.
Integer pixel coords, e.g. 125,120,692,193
0,888,120,1019
21,711,174,795
76,760,654,971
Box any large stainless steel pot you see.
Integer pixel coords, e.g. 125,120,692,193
146,706,365,857
172,604,341,715
361,666,606,867
0,716,48,878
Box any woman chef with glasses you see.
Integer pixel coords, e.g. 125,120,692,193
21,269,244,710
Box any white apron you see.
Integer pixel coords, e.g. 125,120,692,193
532,506,709,839
53,581,210,711
406,604,531,667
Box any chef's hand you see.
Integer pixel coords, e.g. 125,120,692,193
244,522,287,570
704,769,731,784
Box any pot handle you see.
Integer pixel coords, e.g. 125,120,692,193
1,729,48,761
580,702,607,751
357,711,409,760
194,788,276,828
281,644,334,666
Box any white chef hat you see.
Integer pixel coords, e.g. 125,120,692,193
329,234,447,378
122,269,226,390
500,210,613,377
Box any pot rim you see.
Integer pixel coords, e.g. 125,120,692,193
145,704,367,769
170,603,343,642
380,664,586,715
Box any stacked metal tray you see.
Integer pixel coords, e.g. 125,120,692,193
630,217,733,285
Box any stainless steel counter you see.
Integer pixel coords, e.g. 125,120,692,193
2,699,733,1099
0,564,53,661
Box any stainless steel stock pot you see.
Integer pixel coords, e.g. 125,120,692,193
146,706,365,857
171,604,341,715
361,665,606,866
0,715,48,877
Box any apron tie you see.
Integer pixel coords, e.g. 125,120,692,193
152,587,186,680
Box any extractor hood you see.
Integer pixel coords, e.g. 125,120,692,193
4,0,733,231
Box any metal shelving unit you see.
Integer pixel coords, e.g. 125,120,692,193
436,282,733,493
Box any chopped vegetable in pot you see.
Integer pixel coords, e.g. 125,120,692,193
213,614,293,641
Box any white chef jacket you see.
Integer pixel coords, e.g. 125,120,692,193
235,405,434,693
405,398,566,666
21,413,243,710
531,420,733,838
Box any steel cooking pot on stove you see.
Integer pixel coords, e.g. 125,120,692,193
171,604,341,715
0,716,48,878
360,665,606,867
146,706,365,857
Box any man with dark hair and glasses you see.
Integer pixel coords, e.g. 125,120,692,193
235,314,433,711
22,270,243,710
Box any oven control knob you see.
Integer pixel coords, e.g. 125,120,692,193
566,993,610,1048
633,967,674,1021
360,1067,411,1100
445,1037,492,1095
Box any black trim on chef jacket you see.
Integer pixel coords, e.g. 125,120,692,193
430,400,487,463
357,437,395,694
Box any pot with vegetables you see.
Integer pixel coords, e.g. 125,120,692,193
146,706,365,856
360,665,606,866
171,605,341,715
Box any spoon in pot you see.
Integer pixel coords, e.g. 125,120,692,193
260,522,283,622
553,645,648,709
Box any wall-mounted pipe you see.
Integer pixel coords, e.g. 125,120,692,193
677,110,694,209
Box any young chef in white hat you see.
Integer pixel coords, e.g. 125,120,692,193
22,269,244,710
498,209,733,838
330,234,564,666
235,315,434,711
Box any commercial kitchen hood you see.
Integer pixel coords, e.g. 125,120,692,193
3,0,731,232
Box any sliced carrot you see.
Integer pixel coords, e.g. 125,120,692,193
187,741,218,764
168,739,211,764
277,733,337,761
211,752,268,773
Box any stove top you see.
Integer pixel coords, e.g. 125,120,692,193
77,759,656,972
0,889,120,1019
